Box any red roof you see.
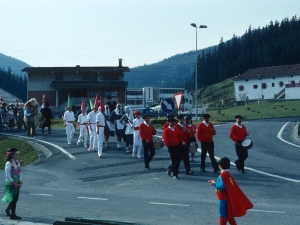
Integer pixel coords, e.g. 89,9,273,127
234,64,300,80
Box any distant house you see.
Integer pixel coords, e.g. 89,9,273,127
22,59,130,109
234,64,300,101
0,88,22,104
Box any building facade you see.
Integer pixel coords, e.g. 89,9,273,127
234,64,300,101
22,59,130,109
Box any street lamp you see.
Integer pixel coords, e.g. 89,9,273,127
190,23,207,119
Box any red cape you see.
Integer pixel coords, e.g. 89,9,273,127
220,171,253,218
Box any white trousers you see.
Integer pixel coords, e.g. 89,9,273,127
89,124,97,149
133,130,142,157
66,123,75,143
78,125,88,146
97,127,104,155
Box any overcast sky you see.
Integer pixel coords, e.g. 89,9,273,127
0,0,299,68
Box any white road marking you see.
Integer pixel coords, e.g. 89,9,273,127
29,193,53,196
277,122,300,148
0,133,77,160
149,202,189,207
77,197,108,201
249,209,285,214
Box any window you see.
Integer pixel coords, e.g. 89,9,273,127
104,91,118,97
279,81,284,87
262,83,267,89
272,83,275,87
238,85,244,91
185,98,188,103
103,76,118,81
190,100,192,104
136,100,142,104
253,85,258,89
127,91,143,95
127,100,135,104
55,73,63,80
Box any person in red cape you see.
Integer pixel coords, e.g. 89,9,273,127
208,157,253,225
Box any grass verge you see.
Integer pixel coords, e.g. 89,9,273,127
0,136,39,169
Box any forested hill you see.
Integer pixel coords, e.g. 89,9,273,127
0,53,30,76
125,16,300,92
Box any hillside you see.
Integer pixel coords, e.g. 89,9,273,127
0,53,30,75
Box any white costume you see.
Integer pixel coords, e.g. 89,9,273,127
77,113,88,147
63,110,75,144
87,110,97,150
132,117,144,158
96,112,105,156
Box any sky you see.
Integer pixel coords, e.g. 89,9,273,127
0,0,299,69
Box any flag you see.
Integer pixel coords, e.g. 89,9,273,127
81,98,85,111
100,95,105,112
67,93,72,108
174,92,183,110
89,99,94,110
94,94,99,110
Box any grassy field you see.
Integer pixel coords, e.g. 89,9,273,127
0,136,39,169
207,99,300,121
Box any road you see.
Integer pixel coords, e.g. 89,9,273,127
0,121,300,225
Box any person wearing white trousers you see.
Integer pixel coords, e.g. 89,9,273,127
63,108,75,144
87,108,98,151
77,110,88,148
132,111,144,158
96,110,105,157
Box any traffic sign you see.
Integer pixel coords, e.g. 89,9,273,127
174,92,183,110
161,98,175,114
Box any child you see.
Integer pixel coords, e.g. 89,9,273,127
2,148,22,220
208,157,253,225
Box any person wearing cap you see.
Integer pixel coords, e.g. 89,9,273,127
132,110,144,158
229,115,249,174
197,114,219,173
106,96,117,112
185,115,197,162
41,101,53,134
109,104,125,149
77,101,88,148
208,157,253,225
63,106,76,144
163,117,181,179
96,105,106,158
121,106,134,153
175,114,193,175
139,115,156,170
87,100,98,151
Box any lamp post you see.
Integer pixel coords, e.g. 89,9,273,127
202,85,204,110
190,23,207,119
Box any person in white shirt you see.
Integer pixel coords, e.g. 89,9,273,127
96,106,106,157
77,108,88,148
87,106,98,151
132,110,144,158
63,107,75,144
110,104,125,149
121,106,134,153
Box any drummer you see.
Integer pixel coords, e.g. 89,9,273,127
185,116,197,163
175,114,193,175
229,115,249,174
196,114,220,173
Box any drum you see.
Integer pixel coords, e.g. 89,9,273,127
189,142,198,153
153,136,164,150
241,138,254,150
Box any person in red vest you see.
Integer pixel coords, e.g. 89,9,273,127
197,114,220,173
208,157,253,225
229,115,249,174
175,114,193,175
139,115,156,170
163,117,181,179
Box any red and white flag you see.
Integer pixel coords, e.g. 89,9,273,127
174,92,183,110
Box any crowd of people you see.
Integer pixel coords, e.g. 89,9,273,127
0,102,24,132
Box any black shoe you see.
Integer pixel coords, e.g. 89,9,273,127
145,167,150,171
173,175,179,179
166,166,171,176
48,132,52,134
10,215,22,220
239,170,246,174
5,209,11,216
200,169,206,172
42,129,44,133
186,170,194,175
190,159,195,163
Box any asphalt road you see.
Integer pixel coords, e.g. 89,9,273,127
0,121,300,225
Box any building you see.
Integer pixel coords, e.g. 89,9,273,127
0,88,22,104
22,59,130,109
125,87,193,111
234,64,300,101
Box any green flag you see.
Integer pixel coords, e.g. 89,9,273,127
89,99,94,110
67,93,72,108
